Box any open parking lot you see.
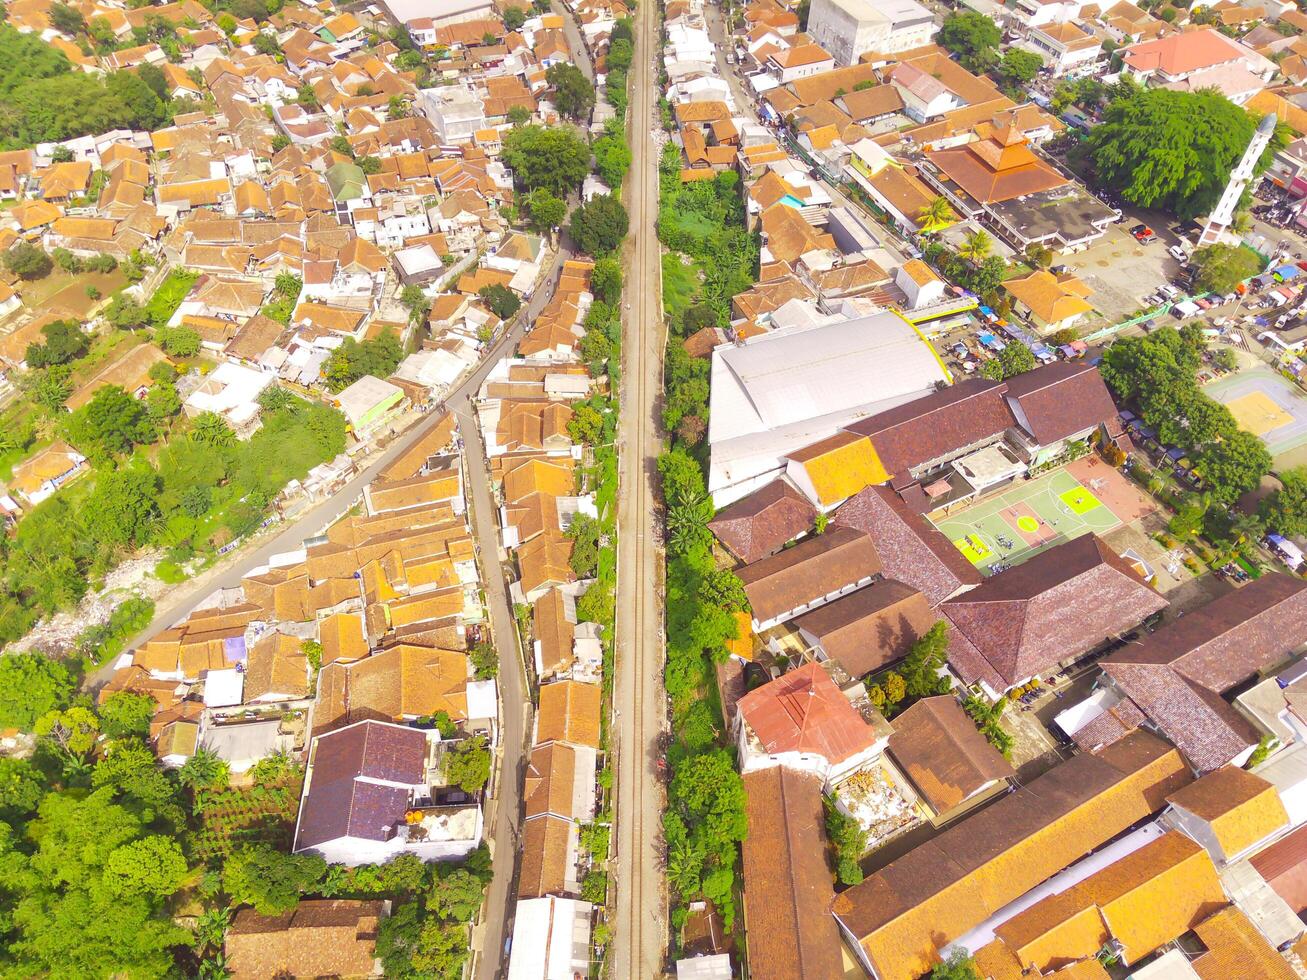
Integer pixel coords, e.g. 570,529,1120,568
1056,223,1188,325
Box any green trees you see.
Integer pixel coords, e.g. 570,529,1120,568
444,735,491,793
995,49,1042,89
961,692,1014,757
937,12,1000,70
591,256,622,303
65,385,157,460
980,342,1035,380
931,949,981,980
0,654,75,730
7,788,192,976
24,319,87,367
567,512,603,577
503,4,527,29
593,124,632,188
568,194,628,256
665,749,747,928
478,282,521,320
1192,243,1263,294
1088,88,1286,219
546,62,594,121
5,241,52,279
156,324,201,357
526,187,567,232
322,329,404,391
222,843,328,914
824,797,868,885
1261,467,1307,535
469,641,498,680
1196,430,1272,505
501,124,591,196
1101,325,1271,501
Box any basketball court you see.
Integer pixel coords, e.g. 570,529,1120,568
931,461,1155,574
1206,367,1307,466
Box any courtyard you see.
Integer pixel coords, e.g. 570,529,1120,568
931,456,1156,574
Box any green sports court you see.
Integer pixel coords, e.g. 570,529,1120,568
931,467,1127,574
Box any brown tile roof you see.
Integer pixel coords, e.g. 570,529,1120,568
524,742,585,820
738,662,881,765
1001,362,1117,447
519,812,574,899
888,695,1013,814
792,579,935,677
839,84,906,121
320,612,369,664
367,468,461,514
1105,572,1307,693
926,125,1066,205
296,721,427,850
845,378,1016,477
788,63,878,106
377,413,456,482
832,732,1192,980
1191,906,1298,980
243,633,309,701
737,525,880,624
942,535,1167,690
741,767,845,980
226,899,384,980
312,644,470,736
832,486,981,608
1249,821,1307,913
518,530,575,597
1167,765,1288,858
533,588,575,679
536,680,601,749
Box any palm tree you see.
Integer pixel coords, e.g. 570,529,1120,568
959,229,993,263
192,411,236,449
179,748,230,793
917,196,955,231
666,494,713,553
274,272,302,299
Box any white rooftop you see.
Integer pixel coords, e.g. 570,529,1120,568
707,311,951,504
676,954,733,980
506,896,593,980
203,667,245,708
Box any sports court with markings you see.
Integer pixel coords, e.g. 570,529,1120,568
931,459,1154,574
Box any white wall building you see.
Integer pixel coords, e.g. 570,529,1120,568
807,0,936,65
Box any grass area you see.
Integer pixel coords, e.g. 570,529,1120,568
17,268,127,315
144,268,199,327
661,253,699,323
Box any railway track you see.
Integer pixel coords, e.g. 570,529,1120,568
612,0,668,972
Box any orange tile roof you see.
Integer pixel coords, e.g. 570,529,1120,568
536,679,601,748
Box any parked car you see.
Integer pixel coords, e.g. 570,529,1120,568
1131,223,1157,243
1168,244,1189,263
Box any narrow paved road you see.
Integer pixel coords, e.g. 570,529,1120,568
455,384,530,980
89,245,571,690
611,0,668,973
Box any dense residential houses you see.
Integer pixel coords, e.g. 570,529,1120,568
662,0,1307,977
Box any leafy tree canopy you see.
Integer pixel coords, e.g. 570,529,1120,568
1088,87,1288,220
0,653,75,731
568,193,628,256
937,12,1000,71
1192,243,1263,295
501,124,590,196
545,62,594,121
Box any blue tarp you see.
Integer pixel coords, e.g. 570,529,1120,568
979,333,1004,349
979,305,994,316
1276,265,1301,281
